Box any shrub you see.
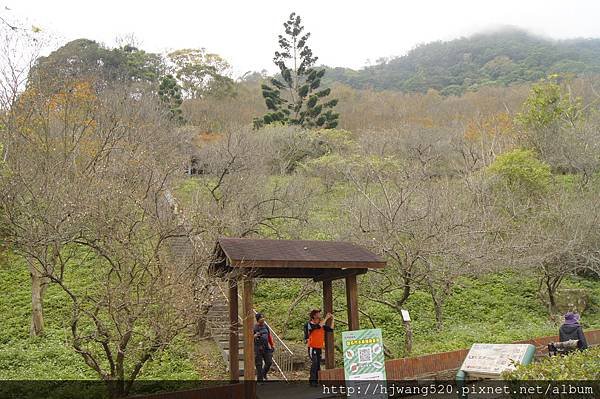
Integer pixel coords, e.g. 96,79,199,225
487,148,552,195
504,346,600,380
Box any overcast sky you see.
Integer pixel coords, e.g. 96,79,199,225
7,0,600,77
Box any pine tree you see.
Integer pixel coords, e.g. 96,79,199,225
158,74,185,124
254,12,339,130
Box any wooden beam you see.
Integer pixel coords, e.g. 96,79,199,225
313,268,368,282
242,279,255,381
323,279,335,369
255,268,322,279
228,280,239,382
345,274,360,331
230,259,386,269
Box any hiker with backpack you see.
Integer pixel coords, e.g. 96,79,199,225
253,312,274,382
304,309,334,387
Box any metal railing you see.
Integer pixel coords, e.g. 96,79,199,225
215,283,294,381
163,190,295,380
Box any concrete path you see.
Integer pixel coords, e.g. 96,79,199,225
256,382,341,399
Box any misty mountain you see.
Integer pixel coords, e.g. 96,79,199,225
323,28,600,95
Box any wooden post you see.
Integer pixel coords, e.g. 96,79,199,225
403,320,413,356
228,279,239,382
242,279,255,381
401,309,412,356
323,279,335,369
345,274,359,331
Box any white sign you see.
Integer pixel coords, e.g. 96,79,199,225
460,344,533,377
401,309,410,322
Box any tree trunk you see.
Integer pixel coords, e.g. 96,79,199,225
196,304,210,338
29,266,48,337
433,299,444,331
106,378,126,399
403,321,413,356
399,281,411,307
546,279,558,315
395,273,412,309
426,276,444,331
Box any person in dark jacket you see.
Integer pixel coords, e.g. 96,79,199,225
253,312,274,382
559,312,588,350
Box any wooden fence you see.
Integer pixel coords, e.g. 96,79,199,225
319,328,600,381
130,329,600,398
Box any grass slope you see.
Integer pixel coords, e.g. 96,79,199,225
0,252,225,381
255,272,600,364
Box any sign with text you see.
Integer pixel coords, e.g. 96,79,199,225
401,309,410,322
342,328,386,397
460,343,535,377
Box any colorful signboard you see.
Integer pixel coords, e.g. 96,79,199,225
342,328,386,397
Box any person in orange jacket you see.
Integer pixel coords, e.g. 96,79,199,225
304,309,334,387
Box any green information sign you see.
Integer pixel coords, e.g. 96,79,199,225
342,328,386,397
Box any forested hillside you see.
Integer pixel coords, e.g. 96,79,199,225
2,10,600,395
324,28,600,94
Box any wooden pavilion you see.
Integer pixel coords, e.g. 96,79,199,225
211,237,386,383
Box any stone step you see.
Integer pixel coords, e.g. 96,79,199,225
224,349,245,357
216,337,244,343
207,307,228,311
206,314,229,320
226,360,246,371
219,341,245,350
206,319,230,325
217,338,245,344
214,333,244,340
206,319,230,326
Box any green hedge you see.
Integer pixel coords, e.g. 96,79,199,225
505,346,600,380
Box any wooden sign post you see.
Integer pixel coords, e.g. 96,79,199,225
401,309,412,356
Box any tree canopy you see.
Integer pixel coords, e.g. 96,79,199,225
323,28,600,95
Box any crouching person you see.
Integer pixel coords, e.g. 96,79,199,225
254,312,274,382
559,312,588,351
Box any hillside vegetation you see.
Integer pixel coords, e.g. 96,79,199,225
324,28,600,94
506,346,600,380
2,14,600,394
255,273,600,362
3,250,598,378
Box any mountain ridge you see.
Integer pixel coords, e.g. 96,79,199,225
322,28,600,94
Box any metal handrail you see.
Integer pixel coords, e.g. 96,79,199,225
215,283,294,381
164,191,295,380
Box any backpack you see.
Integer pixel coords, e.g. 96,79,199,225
303,322,310,343
254,324,270,347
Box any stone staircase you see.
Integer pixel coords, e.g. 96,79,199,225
162,190,295,379
206,296,247,376
205,287,298,380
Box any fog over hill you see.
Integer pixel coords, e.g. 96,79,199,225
321,28,600,94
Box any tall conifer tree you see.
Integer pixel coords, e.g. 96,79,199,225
254,12,339,129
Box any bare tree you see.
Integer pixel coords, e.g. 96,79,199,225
185,126,313,240
1,72,98,335
0,20,46,161
342,142,502,329
1,72,214,396
501,184,600,314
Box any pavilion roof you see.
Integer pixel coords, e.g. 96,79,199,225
212,237,385,279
